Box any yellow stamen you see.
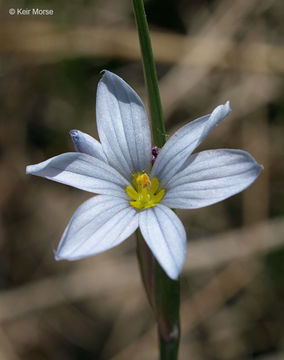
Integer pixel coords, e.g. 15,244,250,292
136,173,151,190
126,186,138,200
149,177,159,194
126,172,165,210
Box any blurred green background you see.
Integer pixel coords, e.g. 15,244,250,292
0,0,283,359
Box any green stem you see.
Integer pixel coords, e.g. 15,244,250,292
132,1,180,359
136,231,180,360
132,0,166,148
159,335,180,360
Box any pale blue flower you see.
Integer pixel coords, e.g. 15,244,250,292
26,71,262,279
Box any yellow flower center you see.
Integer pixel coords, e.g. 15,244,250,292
126,172,165,210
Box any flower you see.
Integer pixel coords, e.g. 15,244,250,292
26,71,262,280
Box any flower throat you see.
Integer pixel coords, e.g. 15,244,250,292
126,172,165,210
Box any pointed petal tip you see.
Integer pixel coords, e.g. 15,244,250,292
54,252,73,261
216,100,231,116
54,248,74,261
160,259,184,280
98,70,117,88
211,101,232,121
54,250,61,261
244,151,263,172
167,271,180,281
255,162,264,175
99,69,114,81
69,129,79,143
26,165,32,175
99,70,128,88
70,129,78,137
54,248,72,261
54,251,77,261
225,100,232,113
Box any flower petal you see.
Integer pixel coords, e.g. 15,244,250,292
70,129,107,162
152,102,231,186
96,71,152,179
56,196,138,260
26,152,130,198
139,205,187,280
162,149,262,209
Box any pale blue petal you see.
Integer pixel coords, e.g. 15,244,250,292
162,149,262,209
96,71,152,180
70,130,107,162
26,152,130,198
139,205,187,280
152,102,231,186
56,196,138,260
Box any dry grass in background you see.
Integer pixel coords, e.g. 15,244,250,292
0,0,283,359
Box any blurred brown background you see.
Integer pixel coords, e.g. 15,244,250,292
0,0,283,359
